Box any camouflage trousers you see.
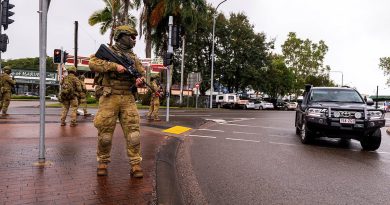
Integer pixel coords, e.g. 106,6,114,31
60,97,79,124
94,94,142,165
0,90,12,114
147,97,160,120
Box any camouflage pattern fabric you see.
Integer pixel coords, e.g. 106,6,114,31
147,80,160,120
89,43,145,166
0,72,16,115
60,73,82,125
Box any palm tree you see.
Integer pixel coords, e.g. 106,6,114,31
89,0,137,45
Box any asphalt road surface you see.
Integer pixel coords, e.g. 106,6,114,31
177,109,390,205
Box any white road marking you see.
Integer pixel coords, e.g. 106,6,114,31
197,128,225,132
161,114,211,117
206,119,228,124
269,134,292,138
220,123,293,131
189,134,217,139
225,138,260,143
227,118,255,123
233,131,258,135
268,141,299,146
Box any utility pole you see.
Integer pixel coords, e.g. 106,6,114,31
166,16,173,122
74,21,78,68
179,36,185,104
38,0,49,163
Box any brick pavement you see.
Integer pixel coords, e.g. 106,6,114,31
0,113,166,205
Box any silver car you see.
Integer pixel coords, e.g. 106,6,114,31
254,101,274,110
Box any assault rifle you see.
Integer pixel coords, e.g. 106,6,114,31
95,44,161,97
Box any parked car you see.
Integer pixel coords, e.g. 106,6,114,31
254,101,274,110
295,85,385,151
48,94,58,101
24,92,39,96
244,100,256,109
284,102,298,110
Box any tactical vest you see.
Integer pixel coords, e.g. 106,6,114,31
101,72,134,95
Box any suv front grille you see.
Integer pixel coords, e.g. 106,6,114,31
330,110,364,119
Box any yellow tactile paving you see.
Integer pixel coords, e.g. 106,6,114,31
163,126,192,135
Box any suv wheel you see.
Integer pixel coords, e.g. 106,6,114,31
259,106,263,110
300,122,312,144
360,128,381,151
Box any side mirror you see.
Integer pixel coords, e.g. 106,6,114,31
366,98,374,106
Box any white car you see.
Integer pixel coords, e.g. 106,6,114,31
244,100,256,109
48,94,58,101
284,102,298,110
254,101,274,110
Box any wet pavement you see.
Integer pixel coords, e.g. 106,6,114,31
0,101,204,205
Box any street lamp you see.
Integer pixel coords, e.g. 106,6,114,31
210,0,228,108
330,70,343,87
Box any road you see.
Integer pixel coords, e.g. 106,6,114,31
177,109,390,205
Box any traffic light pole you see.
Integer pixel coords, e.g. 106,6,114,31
166,16,173,122
38,0,49,163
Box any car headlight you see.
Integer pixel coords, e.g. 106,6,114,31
368,110,383,119
307,108,327,117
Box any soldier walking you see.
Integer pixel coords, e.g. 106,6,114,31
146,76,161,121
59,66,82,127
89,25,145,178
0,66,16,116
78,75,89,116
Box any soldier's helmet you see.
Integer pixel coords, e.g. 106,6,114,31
67,66,77,73
79,75,85,80
114,25,138,41
3,66,11,72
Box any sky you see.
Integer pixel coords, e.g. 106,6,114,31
4,0,390,95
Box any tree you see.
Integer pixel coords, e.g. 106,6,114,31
2,57,56,72
282,32,329,95
379,57,390,85
88,0,137,45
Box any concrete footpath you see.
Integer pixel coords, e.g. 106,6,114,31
0,101,205,205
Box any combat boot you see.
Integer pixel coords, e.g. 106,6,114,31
97,163,108,176
70,121,77,127
130,164,143,178
60,121,66,126
154,118,161,121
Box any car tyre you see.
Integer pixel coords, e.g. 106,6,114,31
300,122,313,144
360,128,381,151
259,106,263,110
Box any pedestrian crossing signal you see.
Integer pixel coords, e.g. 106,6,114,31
53,49,61,64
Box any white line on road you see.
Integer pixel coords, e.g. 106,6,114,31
197,129,225,132
189,134,217,139
225,138,260,143
268,141,299,146
233,131,258,135
269,134,292,138
220,123,293,131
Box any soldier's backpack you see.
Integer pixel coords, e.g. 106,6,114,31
59,77,75,102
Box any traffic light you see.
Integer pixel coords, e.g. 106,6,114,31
0,34,8,52
53,49,61,64
171,25,181,49
1,0,14,30
63,51,68,63
163,52,174,66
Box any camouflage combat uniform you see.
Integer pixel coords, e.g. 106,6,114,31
147,78,161,121
89,25,145,177
78,75,88,115
60,66,82,126
0,66,16,115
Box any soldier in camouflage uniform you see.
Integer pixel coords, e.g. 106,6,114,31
78,75,88,115
146,76,161,121
60,66,82,127
0,66,16,116
89,25,145,177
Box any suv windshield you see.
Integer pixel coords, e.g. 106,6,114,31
310,89,364,103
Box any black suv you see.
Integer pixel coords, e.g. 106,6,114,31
295,85,385,151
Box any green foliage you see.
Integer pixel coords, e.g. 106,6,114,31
379,57,390,86
281,32,331,94
86,95,97,104
2,57,56,72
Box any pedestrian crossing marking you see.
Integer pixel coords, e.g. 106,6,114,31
163,126,192,134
